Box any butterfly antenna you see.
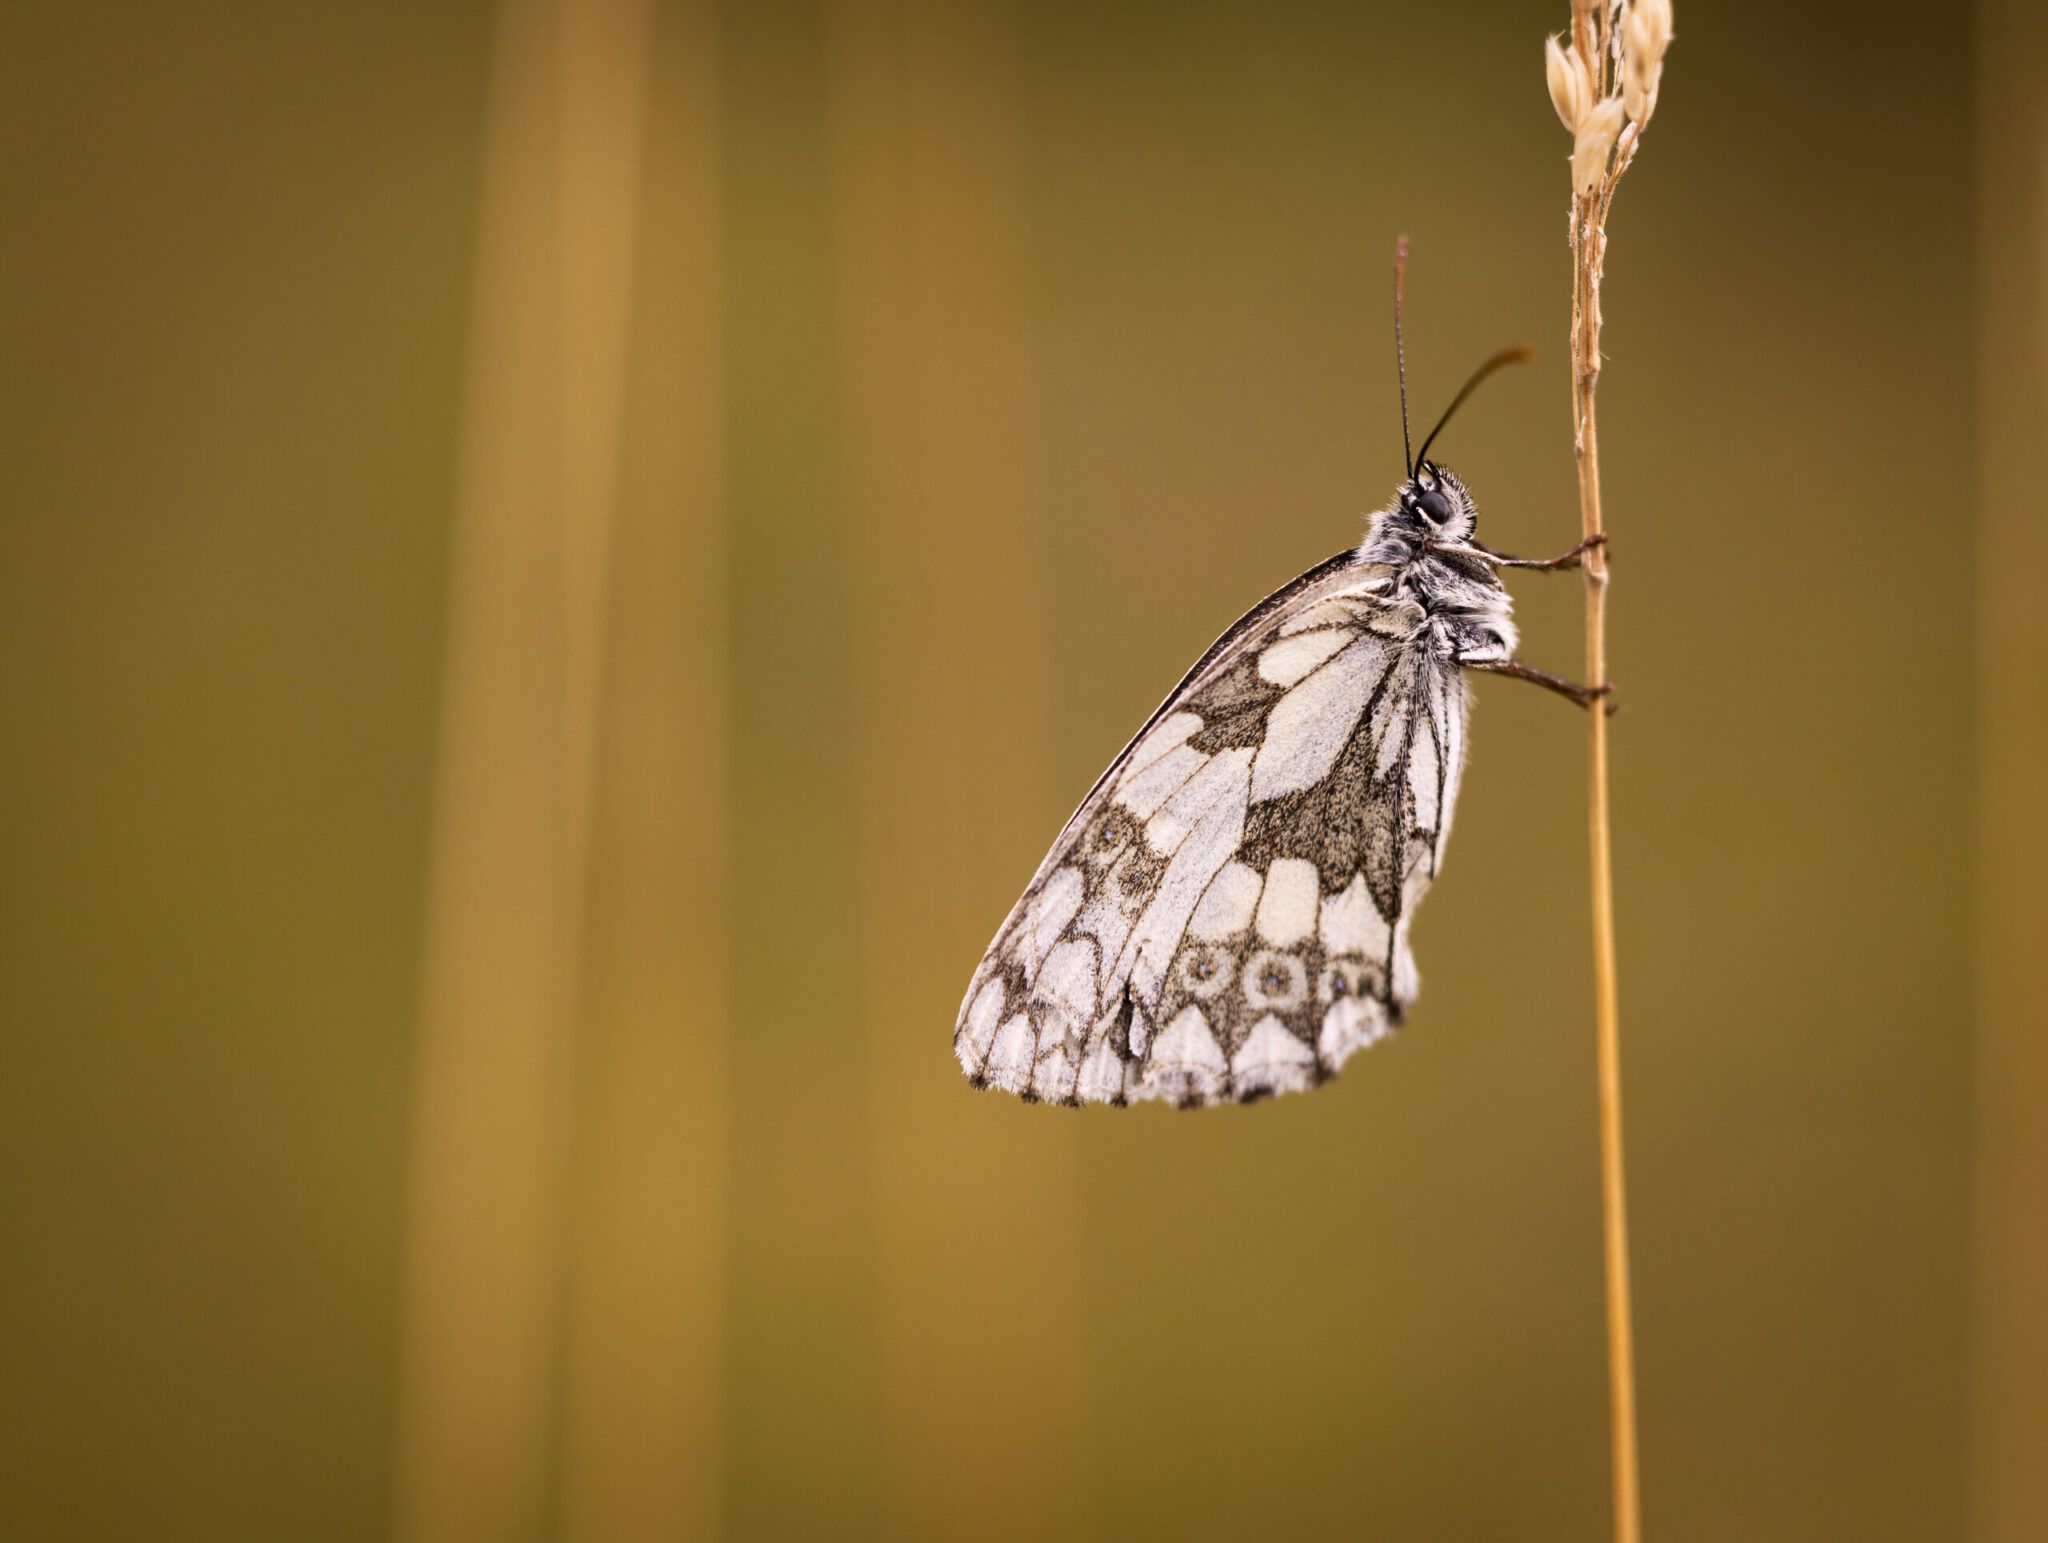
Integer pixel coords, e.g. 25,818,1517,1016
1393,235,1413,476
1411,345,1534,474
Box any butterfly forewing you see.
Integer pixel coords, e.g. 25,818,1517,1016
955,549,1470,1108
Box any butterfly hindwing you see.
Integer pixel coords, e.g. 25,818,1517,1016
956,550,1470,1108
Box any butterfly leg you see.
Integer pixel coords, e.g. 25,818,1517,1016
1465,657,1614,710
1458,536,1597,573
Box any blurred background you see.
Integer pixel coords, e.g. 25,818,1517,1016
3,1,2043,1539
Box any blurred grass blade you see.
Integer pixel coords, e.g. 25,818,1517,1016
394,0,650,1535
1970,1,2048,1537
555,3,728,1540
824,3,1095,1536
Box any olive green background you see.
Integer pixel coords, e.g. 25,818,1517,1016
3,2,2038,1540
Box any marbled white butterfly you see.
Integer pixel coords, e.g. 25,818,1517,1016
955,240,1605,1108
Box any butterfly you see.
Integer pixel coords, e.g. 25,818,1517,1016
954,239,1607,1108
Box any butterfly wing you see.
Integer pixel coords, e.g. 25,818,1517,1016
955,548,1471,1107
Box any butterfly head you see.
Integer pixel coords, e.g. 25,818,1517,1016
1396,461,1478,543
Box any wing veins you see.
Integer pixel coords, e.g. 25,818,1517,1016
1044,549,1367,859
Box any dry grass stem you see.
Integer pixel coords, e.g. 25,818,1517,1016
1550,2,1673,1540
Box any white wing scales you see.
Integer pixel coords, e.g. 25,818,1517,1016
956,552,1470,1108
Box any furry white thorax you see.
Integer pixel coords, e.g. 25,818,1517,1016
1355,461,1519,663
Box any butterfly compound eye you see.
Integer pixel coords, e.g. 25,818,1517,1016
1415,487,1452,524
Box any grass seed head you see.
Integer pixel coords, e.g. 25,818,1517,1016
1546,33,1595,133
1572,97,1627,195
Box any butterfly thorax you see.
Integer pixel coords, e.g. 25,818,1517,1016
1355,462,1518,663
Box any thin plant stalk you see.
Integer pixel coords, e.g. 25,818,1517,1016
1574,204,1638,1543
1550,2,1673,1538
